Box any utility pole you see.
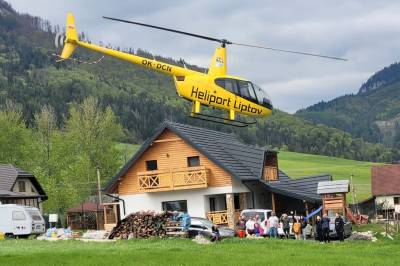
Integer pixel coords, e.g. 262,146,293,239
97,167,102,205
351,175,358,214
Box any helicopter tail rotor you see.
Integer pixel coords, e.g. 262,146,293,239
59,13,79,61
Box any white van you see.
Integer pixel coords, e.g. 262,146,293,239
0,204,45,237
240,209,288,236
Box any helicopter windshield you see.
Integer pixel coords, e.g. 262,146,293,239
214,78,272,110
252,83,272,109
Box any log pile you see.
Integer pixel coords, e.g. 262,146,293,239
108,211,188,239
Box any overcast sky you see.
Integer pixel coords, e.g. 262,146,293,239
7,0,400,113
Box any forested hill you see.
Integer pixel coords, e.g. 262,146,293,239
296,63,400,152
0,0,398,162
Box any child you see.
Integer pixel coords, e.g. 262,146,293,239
211,225,220,242
292,218,302,240
254,223,264,237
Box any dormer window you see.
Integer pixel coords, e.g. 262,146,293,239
263,152,279,181
18,181,26,192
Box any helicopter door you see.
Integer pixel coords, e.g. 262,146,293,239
214,78,239,94
237,80,258,103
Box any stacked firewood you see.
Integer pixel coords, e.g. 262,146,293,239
108,211,187,239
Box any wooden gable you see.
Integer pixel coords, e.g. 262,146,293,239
117,129,233,195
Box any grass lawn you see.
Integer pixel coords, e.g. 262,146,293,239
0,236,398,266
278,151,382,200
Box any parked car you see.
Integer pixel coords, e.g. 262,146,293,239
0,204,45,237
188,217,234,238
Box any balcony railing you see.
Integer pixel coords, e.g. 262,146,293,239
138,166,208,192
263,166,278,181
206,210,241,225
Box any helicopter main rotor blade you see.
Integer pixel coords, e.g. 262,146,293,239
103,16,230,44
231,42,348,61
103,16,347,61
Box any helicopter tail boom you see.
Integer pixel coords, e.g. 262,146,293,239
59,13,78,60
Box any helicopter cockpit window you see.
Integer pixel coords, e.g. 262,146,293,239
237,80,257,101
214,78,239,94
252,83,272,109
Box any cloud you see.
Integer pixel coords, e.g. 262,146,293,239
6,0,400,113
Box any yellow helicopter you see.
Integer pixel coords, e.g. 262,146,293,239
58,13,346,127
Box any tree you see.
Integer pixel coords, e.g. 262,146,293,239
0,101,31,167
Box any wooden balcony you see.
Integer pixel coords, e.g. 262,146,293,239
206,210,241,225
263,166,278,181
138,166,208,192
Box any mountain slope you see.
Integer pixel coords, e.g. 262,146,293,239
0,0,397,162
296,64,400,150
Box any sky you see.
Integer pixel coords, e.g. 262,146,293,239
6,0,400,113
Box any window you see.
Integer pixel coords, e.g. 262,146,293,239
18,181,26,192
394,197,400,205
214,78,239,94
234,195,240,210
31,186,35,193
209,197,216,212
237,80,257,101
187,156,200,167
12,211,26,220
146,160,158,171
252,83,272,109
162,200,188,212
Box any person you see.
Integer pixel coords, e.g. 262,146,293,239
211,225,220,242
322,213,331,243
335,213,345,242
315,215,323,243
254,223,264,237
254,214,262,224
280,213,290,239
178,212,191,231
236,215,247,238
245,217,256,236
300,215,308,240
292,217,302,240
268,212,279,238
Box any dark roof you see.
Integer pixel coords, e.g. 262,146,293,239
372,165,400,196
0,164,47,198
66,202,102,213
104,121,330,202
245,171,331,203
105,121,270,192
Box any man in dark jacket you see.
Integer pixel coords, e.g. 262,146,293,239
315,215,323,243
334,213,345,242
321,214,330,243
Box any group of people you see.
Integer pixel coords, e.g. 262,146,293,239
236,212,281,238
235,211,346,242
315,213,345,243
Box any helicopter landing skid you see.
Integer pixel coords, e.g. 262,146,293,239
189,113,256,127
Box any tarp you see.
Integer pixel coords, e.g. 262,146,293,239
305,205,323,221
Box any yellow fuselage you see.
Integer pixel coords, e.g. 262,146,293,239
60,13,272,119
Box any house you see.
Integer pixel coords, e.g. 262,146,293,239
372,165,400,215
0,164,48,213
104,121,331,228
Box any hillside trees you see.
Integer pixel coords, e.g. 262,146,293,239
0,97,124,215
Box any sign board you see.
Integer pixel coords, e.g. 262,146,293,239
395,205,400,214
49,214,58,223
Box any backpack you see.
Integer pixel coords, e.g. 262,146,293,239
293,222,301,234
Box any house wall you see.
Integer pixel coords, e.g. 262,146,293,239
12,178,38,195
117,129,233,195
375,195,400,210
121,185,249,218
